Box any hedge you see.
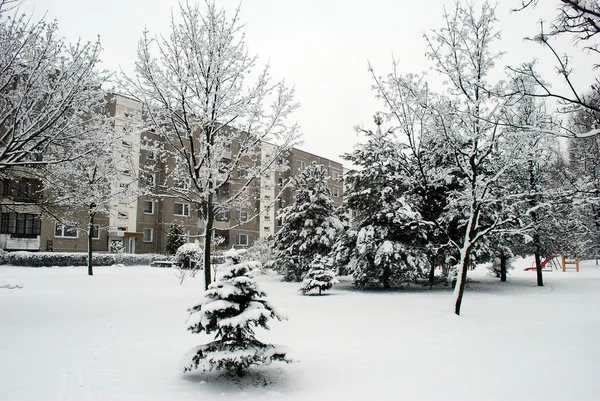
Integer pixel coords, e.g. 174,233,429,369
1,251,170,267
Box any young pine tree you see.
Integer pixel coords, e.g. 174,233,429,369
181,250,292,377
299,256,339,295
273,162,344,282
166,224,187,255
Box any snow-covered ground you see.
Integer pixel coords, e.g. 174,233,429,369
1,258,599,401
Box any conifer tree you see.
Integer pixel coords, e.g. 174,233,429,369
166,224,187,255
272,163,344,282
181,249,292,377
299,256,339,295
339,116,429,289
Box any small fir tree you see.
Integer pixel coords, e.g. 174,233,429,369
181,249,293,377
166,224,187,255
273,163,344,281
299,256,339,295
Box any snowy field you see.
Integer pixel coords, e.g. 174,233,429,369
1,259,599,401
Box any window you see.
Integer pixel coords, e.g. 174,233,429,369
92,224,100,239
0,213,41,237
264,215,270,221
215,209,230,222
121,169,131,176
264,195,271,201
144,200,154,214
239,210,248,222
332,170,339,180
237,167,248,179
278,177,283,187
176,154,186,165
118,211,129,219
55,222,78,238
264,226,270,232
174,203,189,216
175,177,191,190
236,233,248,246
143,228,153,243
297,160,306,171
143,173,155,187
214,229,229,245
332,187,340,197
117,226,127,232
147,149,154,160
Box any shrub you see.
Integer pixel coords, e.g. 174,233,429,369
3,252,167,267
175,243,203,270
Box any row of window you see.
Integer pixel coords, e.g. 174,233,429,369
295,161,341,179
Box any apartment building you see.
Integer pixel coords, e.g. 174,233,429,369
0,93,344,254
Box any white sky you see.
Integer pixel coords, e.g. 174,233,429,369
20,0,590,164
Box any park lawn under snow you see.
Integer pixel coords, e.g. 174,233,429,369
0,259,599,401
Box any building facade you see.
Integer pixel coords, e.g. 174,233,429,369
0,94,345,254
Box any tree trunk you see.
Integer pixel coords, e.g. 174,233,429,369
428,256,436,289
203,206,214,291
454,244,472,315
87,210,95,276
534,249,544,287
500,252,507,282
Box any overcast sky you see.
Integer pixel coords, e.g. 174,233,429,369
21,0,585,164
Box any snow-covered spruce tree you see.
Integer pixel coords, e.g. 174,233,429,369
273,162,344,282
182,249,292,377
166,224,187,255
299,256,339,295
0,1,107,173
339,115,429,289
122,1,299,290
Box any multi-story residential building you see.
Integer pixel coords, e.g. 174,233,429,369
0,93,345,254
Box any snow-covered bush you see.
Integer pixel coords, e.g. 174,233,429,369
4,252,166,267
175,243,203,270
299,257,339,295
244,237,274,266
182,251,293,377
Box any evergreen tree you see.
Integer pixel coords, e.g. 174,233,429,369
339,116,429,289
299,256,339,295
273,163,344,282
181,249,292,377
166,224,187,255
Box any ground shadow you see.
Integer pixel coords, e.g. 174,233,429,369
182,364,296,396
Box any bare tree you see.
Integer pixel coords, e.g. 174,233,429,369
42,99,138,276
0,1,107,172
425,1,524,315
122,1,299,289
510,0,600,136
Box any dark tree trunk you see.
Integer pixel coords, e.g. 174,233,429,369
87,210,95,276
534,249,544,287
203,203,214,291
500,252,507,282
428,256,436,289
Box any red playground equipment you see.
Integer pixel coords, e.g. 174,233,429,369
524,255,556,271
524,254,579,272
